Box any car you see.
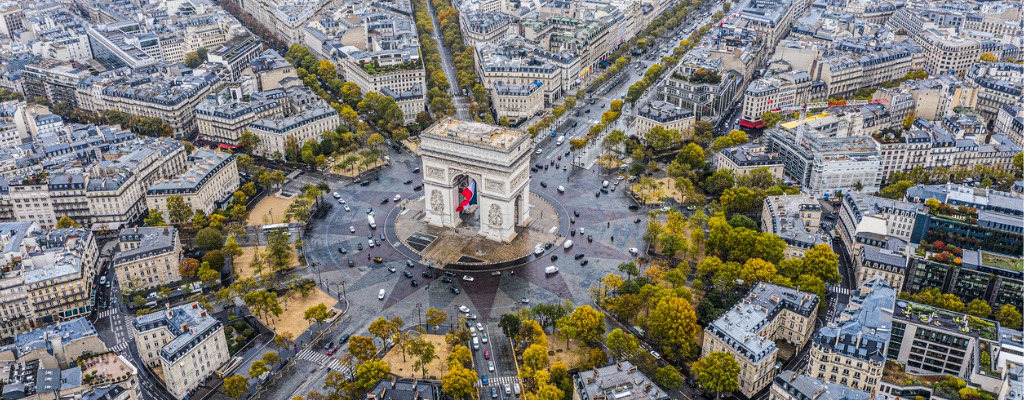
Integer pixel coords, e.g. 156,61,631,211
412,168,421,173
366,208,373,214
504,384,512,395
357,243,363,250
595,192,600,197
484,350,490,359
629,247,639,255
360,181,371,186
520,297,529,304
380,233,385,240
442,276,453,283
476,322,484,331
491,388,498,399
579,227,585,234
388,266,397,273
550,255,558,261
327,344,338,355
574,253,585,260
403,270,413,278
557,185,565,193
403,180,413,185
379,289,386,300
451,287,461,294
394,195,402,202
344,205,350,212
413,185,422,191
481,333,488,343
380,198,389,205
324,341,334,350
585,109,590,113
465,313,478,320
368,232,373,239
535,149,543,154
374,239,381,246
661,206,671,212
368,240,375,248
338,198,345,204
688,378,697,388
580,260,589,266
481,375,489,385
338,247,347,254
459,305,470,313
422,271,434,278
650,350,662,359
490,271,501,276
444,271,456,276
406,260,415,268
462,275,474,282
488,360,495,372
350,226,356,233
411,280,419,286
530,167,538,173
634,218,642,223
587,234,593,242
540,182,547,188
347,259,355,267
373,257,383,263
469,327,477,336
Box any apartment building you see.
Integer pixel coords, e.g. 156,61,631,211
965,63,1023,123
241,0,332,44
20,61,91,109
807,278,895,393
633,100,695,138
994,104,1024,147
248,87,340,159
853,237,908,291
491,83,544,123
915,29,982,75
77,67,220,138
836,193,922,254
85,24,161,70
906,183,1023,256
11,317,106,369
365,377,440,400
715,142,785,178
114,227,182,292
771,371,871,400
133,303,229,400
460,12,512,46
900,75,979,122
871,120,1021,184
761,195,829,259
766,129,881,196
476,39,566,107
660,51,742,123
887,300,1001,381
146,150,239,217
702,283,819,397
573,361,670,400
196,88,287,147
0,5,24,37
240,49,299,94
208,35,263,82
739,71,812,129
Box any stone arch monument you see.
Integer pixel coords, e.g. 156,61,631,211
420,118,532,243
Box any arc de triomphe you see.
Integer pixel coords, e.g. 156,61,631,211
419,118,532,243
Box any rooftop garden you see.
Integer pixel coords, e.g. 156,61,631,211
915,240,963,266
883,361,998,400
872,127,905,144
926,199,979,224
19,171,49,185
980,252,1023,272
360,59,422,75
683,68,722,84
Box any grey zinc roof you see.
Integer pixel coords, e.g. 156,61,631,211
574,361,669,400
860,245,906,267
146,150,233,194
0,222,35,255
707,283,819,363
134,303,221,363
774,371,872,400
813,278,894,363
15,318,98,357
114,227,177,265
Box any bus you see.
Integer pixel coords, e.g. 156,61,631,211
262,223,290,236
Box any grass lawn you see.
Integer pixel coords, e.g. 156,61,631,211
233,246,299,280
331,150,387,178
546,333,582,368
247,195,296,226
382,333,451,380
256,288,336,338
981,252,1023,272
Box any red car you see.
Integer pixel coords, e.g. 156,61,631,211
327,344,338,355
484,350,490,360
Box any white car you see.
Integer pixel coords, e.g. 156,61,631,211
650,350,662,360
521,297,529,304
469,327,477,336
344,205,350,212
339,199,346,204
394,194,401,202
476,322,484,331
458,305,470,313
333,192,341,198
579,228,585,234
629,247,639,255
481,333,488,343
349,226,356,233
368,240,375,248
378,289,386,300
557,186,565,193
535,149,543,154
462,275,475,282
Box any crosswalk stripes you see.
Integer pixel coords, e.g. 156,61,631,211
109,342,129,353
296,349,353,375
97,309,118,319
124,316,137,337
481,376,519,387
829,287,850,295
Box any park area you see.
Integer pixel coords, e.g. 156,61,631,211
254,288,337,338
233,246,299,280
630,177,685,205
546,333,582,368
247,195,296,226
381,333,451,380
330,150,387,178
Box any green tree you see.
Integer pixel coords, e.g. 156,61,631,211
262,351,281,367
799,244,842,284
248,359,270,379
646,297,699,361
348,335,378,362
353,359,391,391
166,196,193,225
56,216,79,228
184,52,202,68
265,230,292,272
409,335,438,378
720,186,763,216
997,305,1023,328
692,352,741,399
499,313,522,339
521,344,550,384
965,299,992,318
556,305,605,345
761,111,782,128
425,307,447,331
654,365,683,390
678,143,706,169
880,180,915,199
304,303,331,331
197,262,220,286
447,344,472,368
223,235,243,260
441,362,478,398
605,328,640,359
144,209,167,226
202,250,225,272
195,227,224,251
222,374,248,399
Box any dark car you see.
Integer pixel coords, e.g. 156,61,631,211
587,235,593,242
628,204,640,211
634,218,642,223
573,210,580,217
367,232,373,239
531,167,538,173
540,182,547,188
380,233,385,240
550,255,558,261
601,188,609,194
442,276,453,283
406,260,415,268
421,271,434,278
357,243,363,250
412,168,421,173
413,185,423,191
360,181,371,186
411,280,420,287
339,334,351,344
574,253,585,260
381,198,389,205
595,192,601,197
451,287,461,294
348,258,355,267
444,271,456,276
580,260,589,266
403,270,413,278
338,248,347,254
404,180,413,184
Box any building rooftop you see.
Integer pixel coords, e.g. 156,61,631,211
774,371,872,400
134,303,221,363
364,377,439,400
906,183,1023,217
422,118,528,151
813,278,895,364
573,361,669,400
893,300,1000,341
719,142,783,168
763,195,830,249
15,318,98,357
636,100,694,123
707,283,819,363
114,227,178,265
146,150,233,194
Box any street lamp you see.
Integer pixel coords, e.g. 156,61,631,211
416,303,423,327
341,280,347,299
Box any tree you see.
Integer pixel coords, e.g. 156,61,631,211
409,335,438,378
441,362,477,398
606,328,640,359
198,262,221,286
521,344,550,383
179,258,200,278
997,305,1023,328
761,111,782,128
265,230,292,272
244,289,283,320
692,352,741,399
646,297,699,361
965,299,992,318
880,180,915,200
654,365,683,390
192,210,210,229
56,216,79,228
799,244,842,284
499,313,522,339
368,317,399,343
447,344,472,368
249,359,270,379
341,82,363,107
262,351,281,367
678,143,706,169
223,235,243,260
557,305,605,345
979,53,998,62
349,335,378,362
353,360,391,391
144,209,167,226
166,196,193,225
304,303,331,331
222,374,249,399
425,307,447,331
722,1,732,12
720,186,763,216
196,227,224,251
184,52,203,68
203,250,225,272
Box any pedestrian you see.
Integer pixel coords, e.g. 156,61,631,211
611,236,614,242
607,221,610,228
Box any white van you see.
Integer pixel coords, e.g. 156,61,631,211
378,289,386,300
557,186,565,193
556,135,565,145
472,337,480,350
545,266,559,274
563,240,574,249
602,180,609,188
368,215,377,229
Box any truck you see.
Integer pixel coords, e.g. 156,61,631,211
556,135,565,145
368,215,377,229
